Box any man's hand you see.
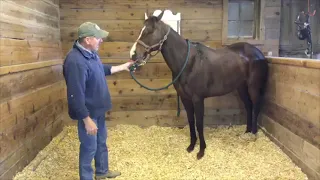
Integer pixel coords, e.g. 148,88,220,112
121,61,134,71
110,61,134,74
83,117,98,135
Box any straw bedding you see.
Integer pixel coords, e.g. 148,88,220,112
14,124,307,180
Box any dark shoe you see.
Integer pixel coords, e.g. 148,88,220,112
95,170,121,179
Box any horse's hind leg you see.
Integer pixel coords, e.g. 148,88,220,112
237,83,253,133
248,86,262,134
248,62,268,134
180,97,197,153
193,97,206,159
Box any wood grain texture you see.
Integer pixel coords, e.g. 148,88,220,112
0,65,63,102
0,0,63,178
263,100,320,148
265,63,320,127
259,115,320,180
104,109,245,128
0,115,64,179
259,56,320,180
0,59,63,75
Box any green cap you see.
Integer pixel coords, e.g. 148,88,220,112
78,22,109,39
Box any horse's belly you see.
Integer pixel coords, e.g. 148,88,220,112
191,65,246,97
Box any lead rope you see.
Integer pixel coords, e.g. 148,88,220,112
129,39,191,117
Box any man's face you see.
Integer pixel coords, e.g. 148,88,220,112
85,36,103,51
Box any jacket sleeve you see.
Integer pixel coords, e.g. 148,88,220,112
103,64,112,76
63,58,89,120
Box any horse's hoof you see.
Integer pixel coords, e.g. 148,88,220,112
239,133,257,141
197,151,204,160
186,145,195,153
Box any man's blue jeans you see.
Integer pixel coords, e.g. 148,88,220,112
78,115,109,180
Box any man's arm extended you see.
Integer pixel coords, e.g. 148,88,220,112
103,61,134,75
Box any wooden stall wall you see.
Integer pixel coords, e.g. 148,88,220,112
259,57,320,180
279,0,320,59
59,0,281,127
0,0,65,179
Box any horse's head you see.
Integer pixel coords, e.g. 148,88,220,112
129,10,170,65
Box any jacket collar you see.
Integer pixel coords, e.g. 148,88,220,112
73,40,98,60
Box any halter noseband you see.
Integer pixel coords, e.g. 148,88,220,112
135,27,171,66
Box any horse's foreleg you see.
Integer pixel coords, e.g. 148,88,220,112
193,98,206,159
180,97,196,152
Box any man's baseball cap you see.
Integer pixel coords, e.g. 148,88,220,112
78,22,109,39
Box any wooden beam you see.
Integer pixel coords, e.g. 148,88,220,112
262,100,320,148
267,56,320,69
103,109,245,128
0,59,62,75
0,65,63,101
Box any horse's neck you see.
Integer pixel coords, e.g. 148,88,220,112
160,29,189,75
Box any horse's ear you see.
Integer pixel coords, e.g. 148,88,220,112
156,10,165,21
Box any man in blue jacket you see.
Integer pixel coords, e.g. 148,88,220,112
63,22,133,180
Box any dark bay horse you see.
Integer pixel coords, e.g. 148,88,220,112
129,11,269,159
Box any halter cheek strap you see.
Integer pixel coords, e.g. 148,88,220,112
135,27,171,65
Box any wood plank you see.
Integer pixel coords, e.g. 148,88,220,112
62,40,222,58
265,29,280,40
0,86,65,134
181,29,221,41
60,9,146,20
63,41,133,58
0,59,62,75
107,79,176,95
0,22,60,42
61,28,142,42
62,29,223,42
181,20,222,30
59,0,222,9
0,116,64,180
264,6,281,19
60,19,222,31
265,0,281,7
262,100,320,149
0,65,63,102
0,38,61,49
0,28,60,42
60,19,145,31
111,95,179,111
265,80,320,127
267,56,320,69
259,114,320,180
267,63,320,96
6,0,59,18
104,109,245,128
0,98,64,164
264,17,281,29
112,90,243,111
0,81,65,125
60,7,222,21
108,63,172,79
0,47,63,66
0,49,38,66
0,0,59,29
61,29,222,42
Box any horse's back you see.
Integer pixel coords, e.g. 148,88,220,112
226,42,266,61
